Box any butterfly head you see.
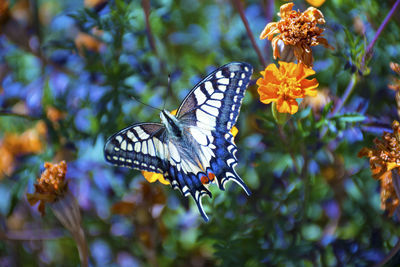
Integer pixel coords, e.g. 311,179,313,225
160,110,182,138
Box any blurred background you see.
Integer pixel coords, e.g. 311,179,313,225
1,0,400,266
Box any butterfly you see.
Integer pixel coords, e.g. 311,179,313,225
104,62,253,221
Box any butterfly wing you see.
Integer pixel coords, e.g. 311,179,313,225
104,123,168,174
174,62,253,211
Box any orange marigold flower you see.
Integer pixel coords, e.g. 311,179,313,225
260,2,332,67
305,0,326,7
358,121,400,216
26,161,68,215
257,62,319,114
142,110,239,185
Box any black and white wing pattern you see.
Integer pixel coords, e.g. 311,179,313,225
104,62,253,222
175,62,253,207
104,123,167,173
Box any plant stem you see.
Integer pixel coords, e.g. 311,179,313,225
232,0,267,67
363,0,400,66
374,238,400,267
142,0,158,55
262,0,275,59
330,73,358,116
277,124,300,174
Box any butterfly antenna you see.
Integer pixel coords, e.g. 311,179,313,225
163,74,171,110
129,95,162,112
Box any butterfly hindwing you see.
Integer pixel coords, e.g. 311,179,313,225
104,123,167,173
176,62,253,194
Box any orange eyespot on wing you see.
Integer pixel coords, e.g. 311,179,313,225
201,175,209,184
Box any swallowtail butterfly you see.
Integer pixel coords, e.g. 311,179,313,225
104,62,253,221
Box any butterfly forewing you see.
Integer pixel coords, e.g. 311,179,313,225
177,62,253,132
104,123,167,174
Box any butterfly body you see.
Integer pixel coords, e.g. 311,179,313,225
104,62,253,221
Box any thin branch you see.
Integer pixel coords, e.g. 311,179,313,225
330,73,358,116
262,0,275,59
374,238,400,267
0,228,65,241
362,0,400,66
142,0,158,55
232,0,266,67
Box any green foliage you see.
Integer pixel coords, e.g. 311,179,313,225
1,0,400,266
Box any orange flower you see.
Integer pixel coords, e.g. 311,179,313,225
46,106,66,122
0,121,46,179
305,0,326,7
358,121,400,216
3,121,46,155
26,161,68,215
257,62,319,114
143,109,239,185
260,2,332,67
74,32,104,56
0,144,14,178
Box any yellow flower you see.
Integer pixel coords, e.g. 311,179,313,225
305,0,326,7
257,62,319,114
143,109,239,185
26,161,68,215
260,2,332,67
142,170,170,185
358,121,400,216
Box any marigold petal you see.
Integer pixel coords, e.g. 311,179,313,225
305,0,326,7
301,78,319,96
295,64,316,80
294,44,314,67
304,7,325,24
279,2,295,18
277,98,299,114
271,37,281,60
278,61,297,77
260,23,278,40
316,37,334,49
142,171,170,185
258,85,279,103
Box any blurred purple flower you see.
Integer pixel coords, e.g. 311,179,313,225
91,239,112,266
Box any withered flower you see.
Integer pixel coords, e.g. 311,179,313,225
260,2,333,67
27,161,68,215
358,121,400,216
388,62,400,91
26,161,88,267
